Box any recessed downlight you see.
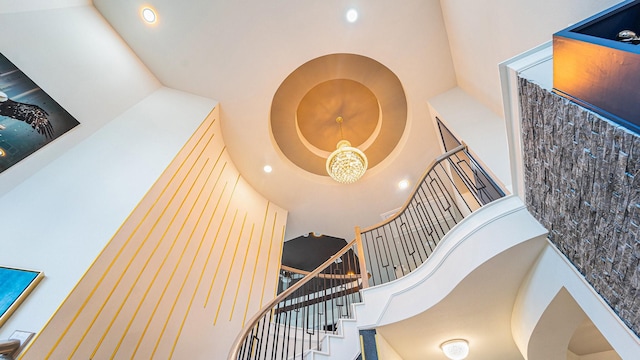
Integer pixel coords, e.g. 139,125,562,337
263,165,273,173
346,9,358,23
398,179,410,190
141,7,157,24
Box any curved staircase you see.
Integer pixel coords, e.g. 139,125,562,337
227,144,543,360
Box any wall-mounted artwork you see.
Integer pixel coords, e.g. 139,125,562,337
0,52,80,173
0,266,44,327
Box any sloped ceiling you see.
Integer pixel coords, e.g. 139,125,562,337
92,0,457,241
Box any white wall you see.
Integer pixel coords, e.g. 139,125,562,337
376,332,404,360
0,0,90,14
428,87,511,191
569,349,621,360
0,3,160,198
439,0,621,116
511,244,640,360
0,87,215,339
0,3,216,339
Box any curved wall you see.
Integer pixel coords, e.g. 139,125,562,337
356,196,547,328
512,244,640,360
22,108,288,359
351,196,548,359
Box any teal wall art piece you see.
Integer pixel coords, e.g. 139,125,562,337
0,266,43,327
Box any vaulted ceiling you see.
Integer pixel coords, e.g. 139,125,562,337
91,0,621,243
93,0,457,242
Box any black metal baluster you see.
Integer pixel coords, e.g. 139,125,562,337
258,313,268,360
322,271,328,336
330,265,337,333
405,200,426,266
282,305,290,360
340,256,349,319
390,219,406,279
292,291,299,359
271,303,281,360
311,278,320,349
304,281,310,352
424,172,451,238
417,186,439,251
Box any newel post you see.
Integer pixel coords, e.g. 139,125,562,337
354,226,369,289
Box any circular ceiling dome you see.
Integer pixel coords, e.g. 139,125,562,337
270,53,407,177
297,79,379,154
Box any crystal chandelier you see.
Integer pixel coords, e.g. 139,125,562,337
325,117,368,184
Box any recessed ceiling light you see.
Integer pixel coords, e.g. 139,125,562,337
398,179,410,190
263,165,273,173
346,9,358,23
141,7,157,24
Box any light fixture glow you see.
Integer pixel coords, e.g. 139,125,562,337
263,165,273,173
398,179,409,190
141,7,157,24
326,117,368,184
440,339,469,360
346,9,358,23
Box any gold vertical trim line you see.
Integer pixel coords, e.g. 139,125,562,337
197,179,232,308
204,174,241,307
204,207,239,308
229,223,255,321
138,164,229,359
66,129,216,360
89,157,212,359
114,164,211,358
151,209,238,359
360,335,366,360
259,212,278,308
166,168,227,359
110,152,222,359
272,225,286,299
213,212,248,325
34,112,216,358
44,118,217,359
88,132,216,357
241,202,270,326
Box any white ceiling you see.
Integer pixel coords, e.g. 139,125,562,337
92,0,458,241
89,0,622,242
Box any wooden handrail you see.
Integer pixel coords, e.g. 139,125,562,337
228,239,358,360
357,144,467,233
279,265,360,280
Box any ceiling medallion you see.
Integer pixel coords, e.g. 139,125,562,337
326,117,368,184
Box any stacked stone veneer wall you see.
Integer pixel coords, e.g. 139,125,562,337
519,78,639,336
